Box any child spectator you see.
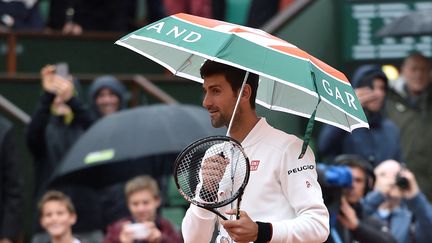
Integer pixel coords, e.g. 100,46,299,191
103,175,182,243
38,190,81,243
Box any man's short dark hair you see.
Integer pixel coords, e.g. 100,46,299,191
200,60,259,109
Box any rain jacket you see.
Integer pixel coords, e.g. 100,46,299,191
26,91,102,233
318,65,403,166
385,78,432,198
182,118,329,243
0,116,23,241
88,75,129,121
362,190,432,243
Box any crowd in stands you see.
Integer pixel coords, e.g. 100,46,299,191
321,52,432,243
1,0,432,242
1,53,429,243
0,0,295,33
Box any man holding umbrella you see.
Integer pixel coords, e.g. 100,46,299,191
181,60,329,243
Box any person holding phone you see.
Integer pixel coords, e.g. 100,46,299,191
28,64,102,243
103,175,182,243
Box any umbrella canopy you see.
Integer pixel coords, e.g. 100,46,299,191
377,10,432,37
51,104,226,187
116,13,368,133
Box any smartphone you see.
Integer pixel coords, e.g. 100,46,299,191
125,223,150,239
55,62,69,79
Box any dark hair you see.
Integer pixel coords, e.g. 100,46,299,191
334,154,375,195
200,60,259,109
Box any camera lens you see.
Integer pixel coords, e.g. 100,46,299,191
396,174,410,190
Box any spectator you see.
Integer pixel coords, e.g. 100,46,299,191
0,0,44,31
163,0,212,18
246,0,279,28
385,52,432,198
38,190,86,243
0,115,23,243
318,64,403,167
47,0,134,34
182,60,329,242
325,154,396,243
88,75,132,227
362,160,432,243
27,64,102,243
103,175,182,243
88,75,129,120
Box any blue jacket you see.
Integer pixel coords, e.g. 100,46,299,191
318,64,403,166
318,119,402,166
362,191,432,243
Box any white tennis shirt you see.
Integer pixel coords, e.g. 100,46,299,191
182,118,330,243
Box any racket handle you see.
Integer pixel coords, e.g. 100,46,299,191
236,209,240,220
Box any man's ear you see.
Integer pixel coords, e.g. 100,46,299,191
241,84,252,100
70,213,77,225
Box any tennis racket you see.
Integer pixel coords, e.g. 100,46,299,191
174,135,250,220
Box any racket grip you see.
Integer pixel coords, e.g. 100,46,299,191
236,209,240,220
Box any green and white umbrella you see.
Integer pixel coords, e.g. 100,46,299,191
116,13,368,155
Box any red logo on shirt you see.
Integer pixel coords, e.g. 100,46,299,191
250,160,260,171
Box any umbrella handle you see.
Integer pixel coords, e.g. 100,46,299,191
226,71,250,136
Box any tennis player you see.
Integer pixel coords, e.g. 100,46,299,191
181,60,330,243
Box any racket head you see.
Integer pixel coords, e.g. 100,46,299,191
174,135,250,209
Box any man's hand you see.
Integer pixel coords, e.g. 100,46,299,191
220,209,258,243
355,87,377,106
399,169,420,199
0,238,13,243
52,75,74,102
143,221,162,243
41,65,57,93
338,196,359,230
201,154,229,199
119,222,135,243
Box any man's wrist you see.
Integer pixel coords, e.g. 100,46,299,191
254,221,272,243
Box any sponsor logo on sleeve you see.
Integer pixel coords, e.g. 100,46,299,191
287,164,315,175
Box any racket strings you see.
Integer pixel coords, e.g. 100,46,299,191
176,140,248,206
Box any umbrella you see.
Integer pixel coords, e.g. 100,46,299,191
51,104,226,187
115,13,369,157
377,10,432,37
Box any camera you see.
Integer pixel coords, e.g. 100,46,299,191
395,173,410,190
317,163,352,213
124,223,150,239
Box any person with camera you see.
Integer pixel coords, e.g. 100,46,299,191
362,160,432,243
27,64,103,243
325,155,396,243
103,175,182,243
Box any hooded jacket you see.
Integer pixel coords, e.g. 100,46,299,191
88,75,129,120
318,65,403,166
